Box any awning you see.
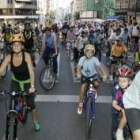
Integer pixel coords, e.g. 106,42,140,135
107,15,124,20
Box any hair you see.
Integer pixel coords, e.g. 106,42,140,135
44,27,51,32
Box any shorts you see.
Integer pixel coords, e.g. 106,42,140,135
111,55,123,64
125,108,140,132
10,80,36,111
81,74,98,84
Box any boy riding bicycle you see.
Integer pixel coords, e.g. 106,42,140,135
112,66,133,140
76,44,107,115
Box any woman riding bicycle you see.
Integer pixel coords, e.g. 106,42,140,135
0,34,40,131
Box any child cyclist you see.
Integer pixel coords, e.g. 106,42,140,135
77,44,107,115
112,66,134,140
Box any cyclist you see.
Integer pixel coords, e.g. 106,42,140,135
76,44,107,115
0,34,40,131
66,25,76,50
23,22,36,67
88,28,95,44
123,70,140,140
61,22,69,42
41,27,58,77
112,66,133,140
109,37,128,81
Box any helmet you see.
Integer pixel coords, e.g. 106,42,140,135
116,66,134,78
84,44,95,53
10,34,25,43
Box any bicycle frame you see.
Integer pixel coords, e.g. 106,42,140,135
84,80,96,119
85,92,96,119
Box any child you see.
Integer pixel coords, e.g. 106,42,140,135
77,44,107,115
112,66,134,140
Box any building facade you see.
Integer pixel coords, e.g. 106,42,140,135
79,0,114,19
0,0,38,23
115,0,140,22
73,0,82,12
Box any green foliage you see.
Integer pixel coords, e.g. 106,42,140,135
64,14,71,21
74,12,80,20
46,10,56,19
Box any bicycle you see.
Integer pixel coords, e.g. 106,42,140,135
83,78,99,138
39,54,56,91
0,91,29,140
0,41,10,78
67,41,75,62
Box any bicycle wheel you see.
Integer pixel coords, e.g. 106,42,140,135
6,117,16,140
39,67,55,91
86,97,93,138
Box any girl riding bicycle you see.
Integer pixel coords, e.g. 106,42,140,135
76,44,107,115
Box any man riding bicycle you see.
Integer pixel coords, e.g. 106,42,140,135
23,22,36,67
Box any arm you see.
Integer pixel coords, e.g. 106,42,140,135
112,100,123,111
77,64,82,78
53,34,57,54
25,53,35,92
0,55,10,76
75,37,80,51
98,64,107,82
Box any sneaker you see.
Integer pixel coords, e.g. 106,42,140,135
34,121,40,132
77,103,83,115
116,129,124,140
109,75,113,81
77,106,83,115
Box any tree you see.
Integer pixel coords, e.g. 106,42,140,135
46,10,56,19
74,12,80,20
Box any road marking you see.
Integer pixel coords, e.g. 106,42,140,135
35,95,112,103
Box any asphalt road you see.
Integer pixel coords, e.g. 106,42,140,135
0,45,114,140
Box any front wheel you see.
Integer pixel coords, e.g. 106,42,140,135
86,97,93,138
39,67,55,91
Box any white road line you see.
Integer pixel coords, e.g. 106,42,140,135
35,95,112,103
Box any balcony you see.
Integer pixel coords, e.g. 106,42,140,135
14,3,37,9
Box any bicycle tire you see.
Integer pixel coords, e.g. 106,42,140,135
39,67,55,91
86,97,93,138
7,117,16,140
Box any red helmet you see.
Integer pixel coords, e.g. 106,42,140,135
116,66,134,77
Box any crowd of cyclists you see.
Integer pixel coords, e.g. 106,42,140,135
0,15,140,140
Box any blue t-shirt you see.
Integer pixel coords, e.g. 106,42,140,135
78,56,100,77
113,88,123,107
95,33,103,44
45,33,54,49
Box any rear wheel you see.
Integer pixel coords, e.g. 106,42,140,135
39,67,55,91
86,97,93,138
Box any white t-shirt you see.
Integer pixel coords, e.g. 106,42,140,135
132,25,139,37
123,71,140,110
77,36,88,50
